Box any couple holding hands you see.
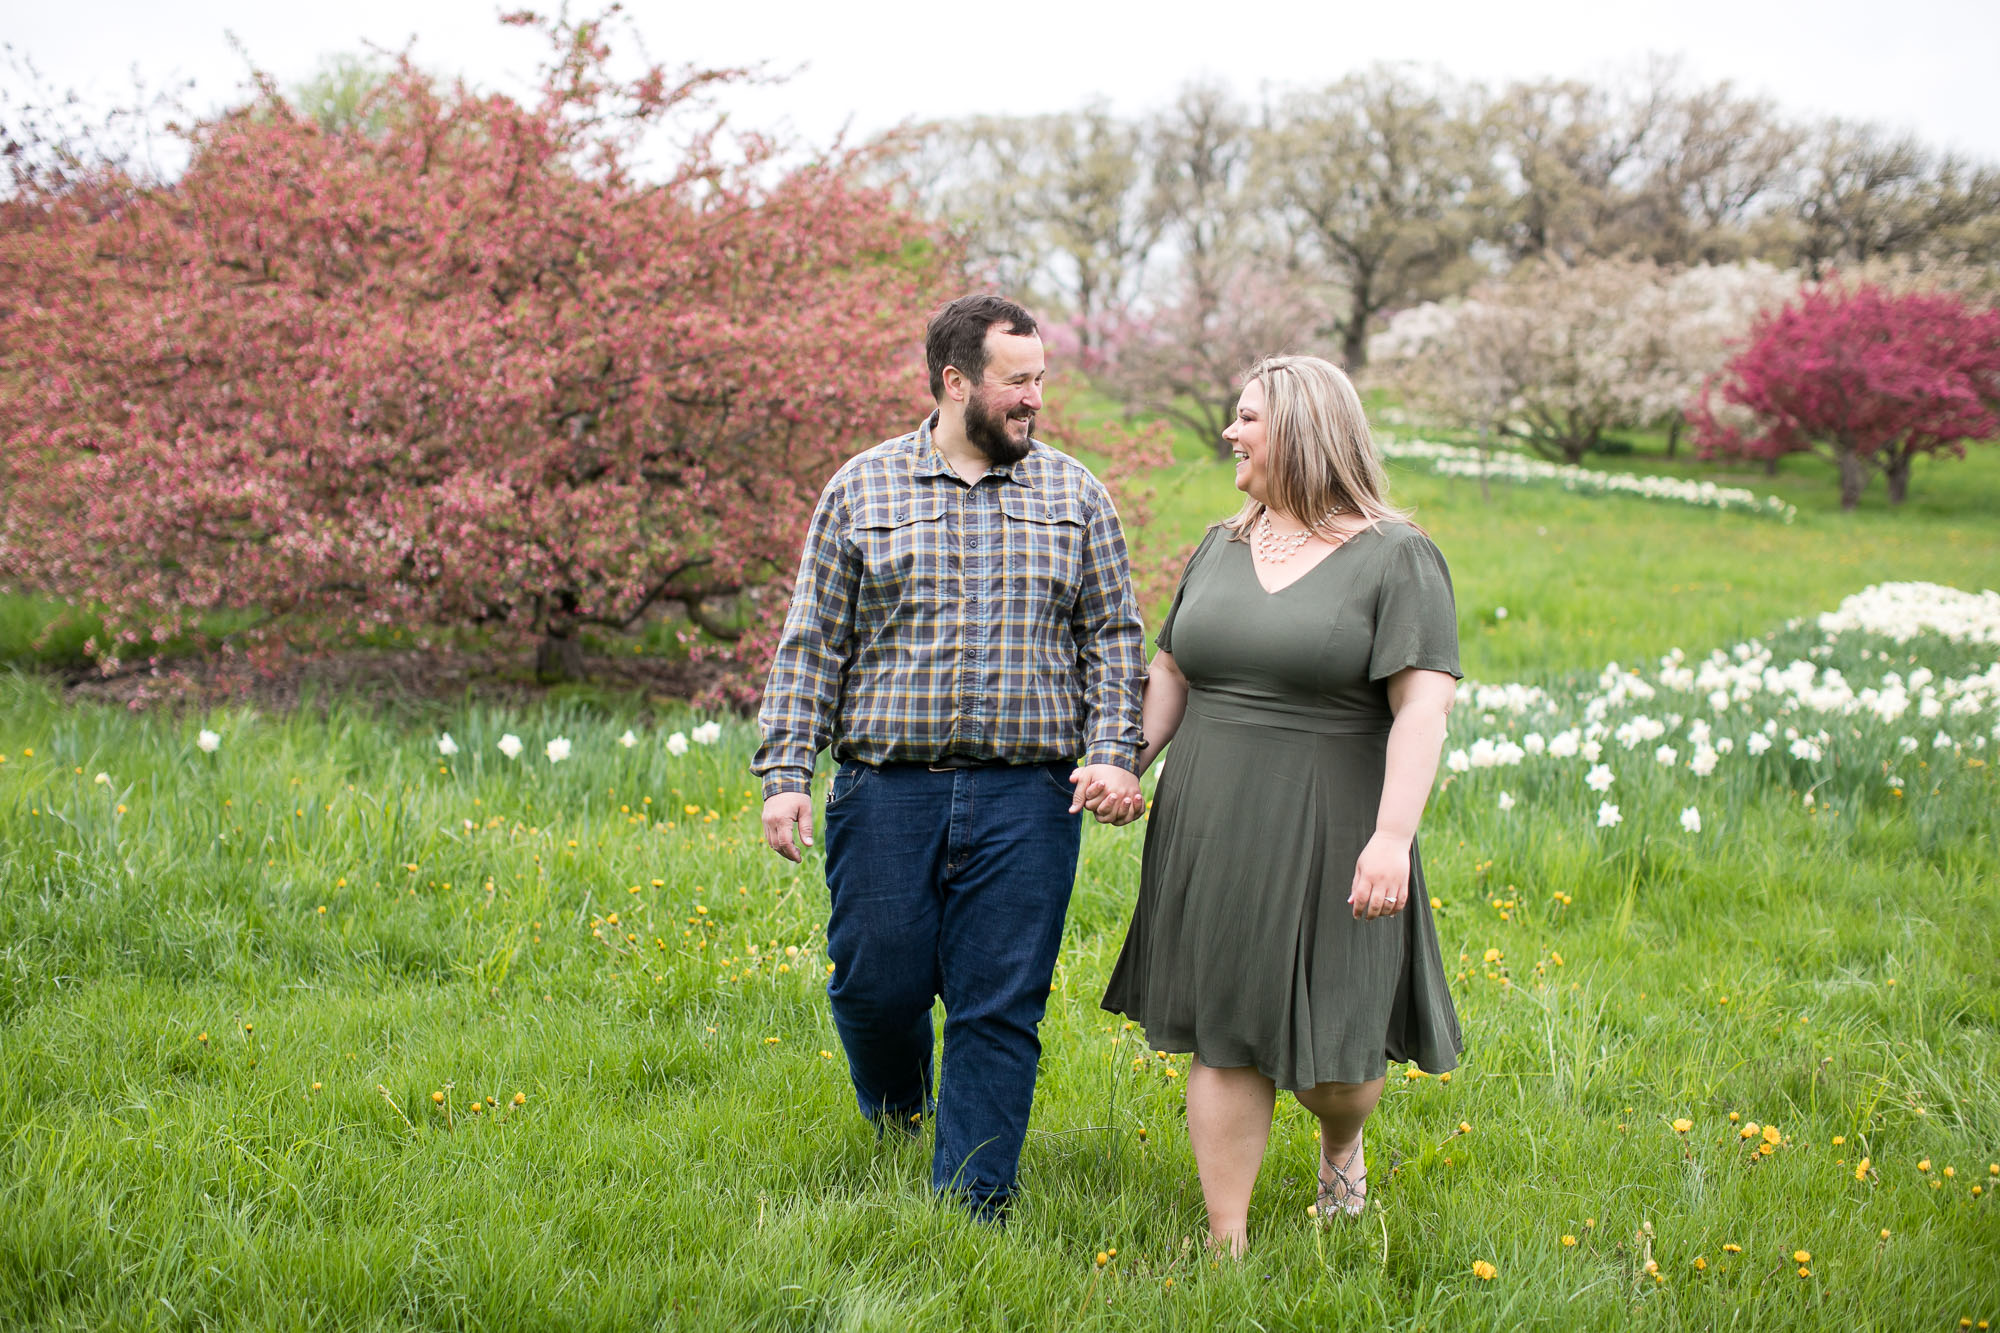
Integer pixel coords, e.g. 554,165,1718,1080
754,294,1461,1256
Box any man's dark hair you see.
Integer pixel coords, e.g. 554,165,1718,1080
925,294,1038,400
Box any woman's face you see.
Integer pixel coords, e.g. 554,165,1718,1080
1223,378,1269,504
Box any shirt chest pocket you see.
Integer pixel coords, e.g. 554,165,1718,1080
998,491,1090,602
849,494,949,608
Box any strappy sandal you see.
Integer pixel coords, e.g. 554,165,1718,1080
1316,1133,1366,1221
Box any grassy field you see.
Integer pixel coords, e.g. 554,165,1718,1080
2,431,1998,1329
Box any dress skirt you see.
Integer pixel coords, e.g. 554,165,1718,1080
1101,690,1463,1090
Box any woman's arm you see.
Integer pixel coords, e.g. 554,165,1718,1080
1082,650,1189,822
1135,650,1189,778
1349,666,1457,919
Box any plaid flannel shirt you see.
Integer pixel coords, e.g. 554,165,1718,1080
753,414,1146,798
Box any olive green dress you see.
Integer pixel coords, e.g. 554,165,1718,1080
1101,522,1464,1089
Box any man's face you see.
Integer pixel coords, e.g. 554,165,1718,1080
961,328,1046,465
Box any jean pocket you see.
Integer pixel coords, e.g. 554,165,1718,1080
1036,763,1078,801
826,763,875,809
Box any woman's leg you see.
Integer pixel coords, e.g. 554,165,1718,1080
1186,1059,1277,1256
1295,1076,1387,1210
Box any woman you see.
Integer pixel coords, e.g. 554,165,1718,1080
1097,354,1462,1257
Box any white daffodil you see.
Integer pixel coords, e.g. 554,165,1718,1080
1497,791,1516,812
692,721,722,746
196,729,221,753
1445,749,1471,774
1654,744,1678,766
93,772,111,786
1689,746,1719,777
1585,764,1615,793
1494,606,1508,620
666,732,689,757
497,734,524,760
1680,806,1701,833
1597,801,1622,828
545,737,572,763
618,730,638,749
437,733,459,757
1745,732,1772,756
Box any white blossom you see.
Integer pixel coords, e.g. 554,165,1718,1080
1498,791,1516,811
666,732,690,757
545,737,572,763
1680,806,1702,833
692,721,723,746
1585,764,1616,793
1745,732,1772,756
1654,745,1679,766
497,734,523,760
437,733,458,757
1597,801,1623,828
618,730,639,748
196,729,221,753
1689,746,1719,777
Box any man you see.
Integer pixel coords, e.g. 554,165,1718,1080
754,293,1146,1221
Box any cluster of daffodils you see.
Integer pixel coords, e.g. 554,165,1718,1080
1377,437,1798,521
434,720,725,763
1442,583,2000,832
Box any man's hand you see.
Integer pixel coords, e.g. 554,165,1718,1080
1069,763,1143,825
762,792,815,862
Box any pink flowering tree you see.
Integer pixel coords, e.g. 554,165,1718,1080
0,12,954,684
1690,283,2000,508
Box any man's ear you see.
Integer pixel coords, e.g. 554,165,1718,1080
940,364,971,405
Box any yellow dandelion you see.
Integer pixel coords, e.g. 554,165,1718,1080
431,1091,444,1104
1879,1229,1890,1240
1831,1135,1846,1146
1673,1118,1692,1133
1919,1159,1932,1172
1482,948,1502,963
764,1036,779,1044
197,1032,208,1044
1472,1260,1497,1281
1722,1243,1741,1254
1693,1256,1707,1271
1856,1156,1872,1179
1728,1111,1740,1122
1458,1121,1472,1135
512,1092,526,1105
1797,1266,1810,1279
1762,1125,1782,1145
1094,1251,1108,1268
311,1082,322,1092
1943,1166,1956,1178
1739,1124,1759,1139
1793,1250,1811,1264
1561,1234,1577,1247
1439,1072,1452,1084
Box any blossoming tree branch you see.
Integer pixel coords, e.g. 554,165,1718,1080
0,11,959,686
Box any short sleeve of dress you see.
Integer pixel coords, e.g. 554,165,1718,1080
1368,529,1463,682
1156,527,1223,655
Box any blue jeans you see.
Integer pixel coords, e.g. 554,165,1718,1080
822,759,1083,1220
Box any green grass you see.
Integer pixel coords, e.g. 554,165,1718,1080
3,421,1999,1329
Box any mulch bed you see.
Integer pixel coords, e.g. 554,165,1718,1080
52,645,736,717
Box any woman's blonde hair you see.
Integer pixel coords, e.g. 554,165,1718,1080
1223,354,1408,542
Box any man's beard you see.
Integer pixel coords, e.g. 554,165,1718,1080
965,388,1034,465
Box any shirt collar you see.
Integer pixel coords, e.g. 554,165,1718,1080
910,411,1037,488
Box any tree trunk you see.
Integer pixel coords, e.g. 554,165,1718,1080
536,633,586,683
1883,448,1912,505
1665,416,1682,459
1836,445,1867,510
1342,319,1369,372
1763,452,1780,477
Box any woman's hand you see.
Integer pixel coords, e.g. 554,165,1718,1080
1348,830,1413,919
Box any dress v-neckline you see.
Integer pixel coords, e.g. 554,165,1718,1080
1246,525,1372,595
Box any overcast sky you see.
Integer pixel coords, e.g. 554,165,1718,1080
9,0,1999,162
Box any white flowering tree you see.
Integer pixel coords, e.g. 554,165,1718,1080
1371,258,1798,462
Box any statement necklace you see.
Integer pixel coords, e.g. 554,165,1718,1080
1253,506,1346,563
